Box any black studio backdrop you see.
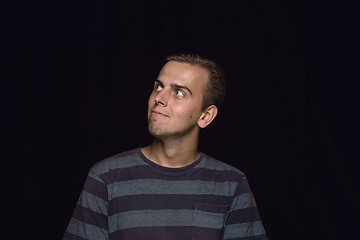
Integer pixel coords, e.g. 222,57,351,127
6,1,359,239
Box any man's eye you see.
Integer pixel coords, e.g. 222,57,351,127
155,85,163,91
176,90,185,97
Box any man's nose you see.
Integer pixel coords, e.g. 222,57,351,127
154,89,168,106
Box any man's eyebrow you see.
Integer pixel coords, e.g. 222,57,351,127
171,83,193,95
155,79,193,95
154,79,164,86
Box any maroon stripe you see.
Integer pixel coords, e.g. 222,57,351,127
109,226,222,240
235,177,252,195
108,194,232,215
82,176,108,200
195,226,225,240
232,234,268,240
72,205,108,230
226,207,261,225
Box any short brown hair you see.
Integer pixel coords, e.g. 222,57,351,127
166,53,226,110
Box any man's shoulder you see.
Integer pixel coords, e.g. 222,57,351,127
90,148,145,176
200,153,245,178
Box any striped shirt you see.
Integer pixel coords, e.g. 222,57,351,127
63,148,267,240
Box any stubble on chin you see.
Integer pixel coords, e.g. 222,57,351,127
147,116,162,137
148,119,198,142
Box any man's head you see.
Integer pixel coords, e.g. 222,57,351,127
166,54,226,110
147,54,225,140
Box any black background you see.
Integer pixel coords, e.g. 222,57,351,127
5,1,359,239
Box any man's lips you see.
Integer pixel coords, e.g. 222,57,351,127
151,110,170,117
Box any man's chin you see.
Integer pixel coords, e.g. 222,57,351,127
148,126,164,138
148,123,198,140
148,127,175,140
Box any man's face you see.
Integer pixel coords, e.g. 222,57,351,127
147,61,209,139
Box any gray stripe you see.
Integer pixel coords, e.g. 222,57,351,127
67,218,108,240
196,157,241,172
91,154,146,175
223,221,266,239
109,210,193,232
109,209,226,232
230,192,256,211
194,210,227,229
78,191,108,215
109,179,238,199
88,171,105,183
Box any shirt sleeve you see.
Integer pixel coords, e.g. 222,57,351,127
223,176,268,240
63,170,109,240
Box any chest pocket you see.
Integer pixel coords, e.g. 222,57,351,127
193,202,229,240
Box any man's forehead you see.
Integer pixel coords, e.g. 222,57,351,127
158,61,208,84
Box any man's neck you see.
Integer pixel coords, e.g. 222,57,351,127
141,137,200,168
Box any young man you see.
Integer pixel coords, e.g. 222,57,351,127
63,54,268,240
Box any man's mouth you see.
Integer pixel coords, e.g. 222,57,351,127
151,110,169,117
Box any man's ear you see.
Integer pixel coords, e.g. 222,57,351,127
198,105,218,129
